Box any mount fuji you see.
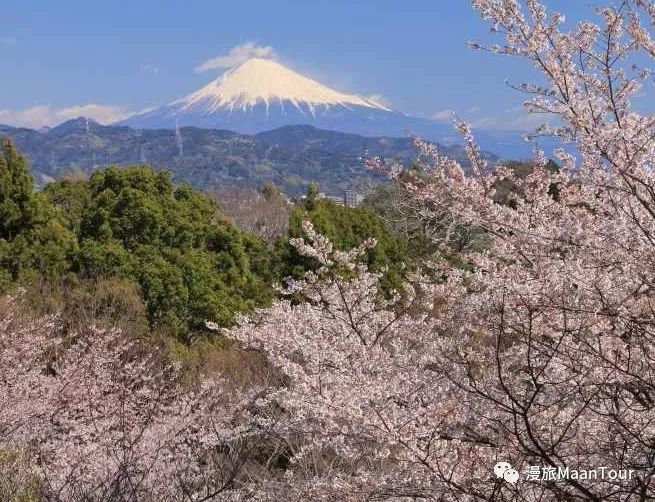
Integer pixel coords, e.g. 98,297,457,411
118,58,544,158
120,59,456,138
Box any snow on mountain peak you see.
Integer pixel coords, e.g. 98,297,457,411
175,58,391,113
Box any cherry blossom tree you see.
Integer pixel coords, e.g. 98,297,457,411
219,223,475,500
0,294,261,501
216,1,655,500
4,1,655,501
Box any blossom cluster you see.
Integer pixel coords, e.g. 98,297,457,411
218,1,655,499
0,295,253,501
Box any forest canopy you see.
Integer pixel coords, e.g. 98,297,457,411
0,141,410,340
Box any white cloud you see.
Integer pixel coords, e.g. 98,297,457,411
432,109,455,121
195,42,276,72
1,37,16,45
0,104,129,128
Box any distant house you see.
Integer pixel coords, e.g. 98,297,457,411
315,190,364,207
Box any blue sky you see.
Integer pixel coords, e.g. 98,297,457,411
0,0,599,130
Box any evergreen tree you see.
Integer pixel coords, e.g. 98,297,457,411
0,141,76,285
46,166,274,339
0,140,37,241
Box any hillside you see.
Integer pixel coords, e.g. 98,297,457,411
0,119,496,195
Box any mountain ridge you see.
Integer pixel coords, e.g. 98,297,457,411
0,119,497,196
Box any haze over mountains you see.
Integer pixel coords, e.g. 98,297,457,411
0,119,495,196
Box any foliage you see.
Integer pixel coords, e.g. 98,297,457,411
42,165,274,339
0,140,37,241
363,178,485,268
0,151,275,340
41,177,92,234
0,450,40,502
363,161,561,268
273,188,411,293
0,141,77,287
490,159,561,207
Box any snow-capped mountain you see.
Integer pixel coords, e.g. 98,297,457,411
177,58,390,113
119,58,452,137
118,57,549,158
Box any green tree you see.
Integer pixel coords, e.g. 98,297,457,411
42,178,92,234
274,187,411,293
304,181,320,211
45,165,274,340
0,141,77,286
0,140,37,241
